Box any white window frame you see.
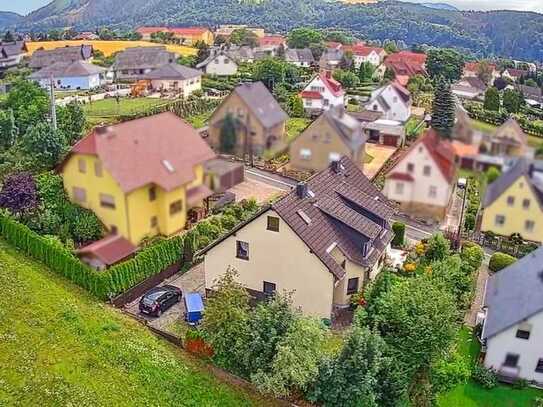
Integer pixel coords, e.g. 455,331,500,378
300,148,312,160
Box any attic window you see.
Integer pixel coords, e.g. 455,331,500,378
297,210,311,225
162,160,175,173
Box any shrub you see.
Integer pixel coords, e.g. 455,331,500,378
0,172,38,215
464,213,475,232
486,167,501,184
472,364,497,389
431,350,471,393
392,222,405,247
461,244,484,272
489,252,517,272
513,378,530,390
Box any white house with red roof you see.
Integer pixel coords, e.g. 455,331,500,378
258,35,286,57
300,72,345,114
383,129,457,220
352,46,386,68
364,82,412,122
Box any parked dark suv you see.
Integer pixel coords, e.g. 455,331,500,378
139,285,182,317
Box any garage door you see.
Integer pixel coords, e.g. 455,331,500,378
383,135,398,146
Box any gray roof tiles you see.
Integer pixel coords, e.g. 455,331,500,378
233,82,288,129
30,45,93,69
30,60,104,79
144,63,201,80
483,247,543,339
112,46,177,71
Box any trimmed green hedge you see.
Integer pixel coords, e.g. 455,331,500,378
0,213,184,300
489,252,517,273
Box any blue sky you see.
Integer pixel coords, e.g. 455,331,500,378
2,0,543,15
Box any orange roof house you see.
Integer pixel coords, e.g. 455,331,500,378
136,26,213,45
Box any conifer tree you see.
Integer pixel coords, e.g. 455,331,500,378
431,77,455,138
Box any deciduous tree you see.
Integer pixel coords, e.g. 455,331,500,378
427,48,464,82
483,87,500,111
287,27,323,49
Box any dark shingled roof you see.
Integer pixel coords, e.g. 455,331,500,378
232,82,288,129
144,63,201,80
483,247,543,339
199,157,395,280
272,156,395,279
30,45,93,69
483,158,543,209
30,60,104,79
0,41,27,58
112,46,177,71
285,48,315,64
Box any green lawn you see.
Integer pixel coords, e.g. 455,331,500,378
438,327,543,407
83,97,167,118
471,120,497,134
0,241,275,407
286,117,311,141
185,110,214,129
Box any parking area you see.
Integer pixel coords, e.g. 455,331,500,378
228,176,288,203
124,263,205,332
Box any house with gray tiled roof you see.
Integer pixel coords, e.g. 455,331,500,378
29,45,93,70
200,156,395,318
482,246,543,385
112,46,178,81
0,41,27,70
285,48,314,68
30,60,105,90
364,82,412,122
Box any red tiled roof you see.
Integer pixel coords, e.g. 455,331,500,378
385,60,426,77
505,68,528,78
300,90,323,99
388,172,414,182
464,61,496,72
136,26,168,34
319,72,344,97
325,41,343,50
353,46,384,56
259,35,285,46
388,129,456,183
76,235,137,266
69,112,216,193
386,51,427,65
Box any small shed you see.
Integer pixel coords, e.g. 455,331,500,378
76,234,137,270
204,158,245,193
184,292,204,324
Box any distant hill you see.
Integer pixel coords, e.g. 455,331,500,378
419,2,459,11
5,0,543,61
0,11,22,29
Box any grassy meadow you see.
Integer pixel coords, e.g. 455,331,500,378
0,240,276,407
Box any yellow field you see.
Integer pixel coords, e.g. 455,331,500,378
26,40,196,57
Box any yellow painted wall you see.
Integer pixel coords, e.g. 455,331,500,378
204,209,336,318
481,175,543,243
63,154,129,237
329,245,369,306
63,155,204,244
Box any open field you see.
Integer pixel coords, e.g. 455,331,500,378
438,327,543,407
0,240,275,406
26,40,196,57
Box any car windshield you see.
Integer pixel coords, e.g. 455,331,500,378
144,289,167,302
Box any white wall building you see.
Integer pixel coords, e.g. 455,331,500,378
352,46,386,68
300,72,345,114
196,50,238,76
383,129,456,220
482,247,543,385
145,63,202,97
365,83,412,123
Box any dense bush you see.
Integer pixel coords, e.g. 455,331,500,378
461,244,484,271
0,172,38,215
489,252,517,272
392,222,405,247
472,364,498,389
431,350,471,393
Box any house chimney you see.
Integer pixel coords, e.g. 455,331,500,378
296,182,308,199
331,159,342,174
325,70,332,79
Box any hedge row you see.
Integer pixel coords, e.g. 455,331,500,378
119,98,220,123
0,213,184,300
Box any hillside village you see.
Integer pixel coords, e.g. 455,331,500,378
2,20,543,407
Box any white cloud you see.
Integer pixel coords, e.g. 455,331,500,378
414,0,543,12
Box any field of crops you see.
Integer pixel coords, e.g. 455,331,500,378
26,40,196,57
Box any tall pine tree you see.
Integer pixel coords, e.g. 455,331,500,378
431,77,455,139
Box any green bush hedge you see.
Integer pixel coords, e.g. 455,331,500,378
489,252,517,273
0,212,184,300
391,222,405,247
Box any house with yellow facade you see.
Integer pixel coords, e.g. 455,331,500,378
480,159,543,243
199,157,395,318
136,27,214,45
61,112,216,245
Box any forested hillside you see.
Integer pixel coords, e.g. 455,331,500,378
0,11,22,28
4,0,543,61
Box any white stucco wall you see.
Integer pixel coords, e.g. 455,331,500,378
204,209,336,318
303,76,345,111
366,85,412,122
353,51,382,68
36,74,101,90
150,76,202,96
383,142,452,208
484,311,543,384
204,54,238,76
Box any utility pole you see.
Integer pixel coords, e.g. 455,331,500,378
49,75,57,131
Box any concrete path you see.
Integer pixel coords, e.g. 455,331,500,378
464,264,489,327
363,144,397,180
